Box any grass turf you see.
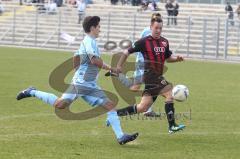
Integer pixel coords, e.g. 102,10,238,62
0,46,240,159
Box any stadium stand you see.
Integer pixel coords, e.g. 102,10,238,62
0,0,239,60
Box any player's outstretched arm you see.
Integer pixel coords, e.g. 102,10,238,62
90,56,117,72
166,55,184,63
73,55,80,71
116,50,129,73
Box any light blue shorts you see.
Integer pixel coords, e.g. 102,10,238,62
61,82,109,106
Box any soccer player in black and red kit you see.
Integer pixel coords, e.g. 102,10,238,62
116,17,186,133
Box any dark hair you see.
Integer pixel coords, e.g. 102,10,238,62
151,13,161,19
151,17,163,25
82,16,100,33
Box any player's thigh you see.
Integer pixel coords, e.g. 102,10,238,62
80,86,117,111
56,85,77,109
157,77,173,101
137,95,153,112
81,95,117,114
161,87,174,102
80,86,112,108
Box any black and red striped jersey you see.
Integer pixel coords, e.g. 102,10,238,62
128,35,172,77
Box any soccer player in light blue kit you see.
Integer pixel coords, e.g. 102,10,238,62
16,16,138,145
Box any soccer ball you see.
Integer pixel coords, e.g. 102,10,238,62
172,85,189,102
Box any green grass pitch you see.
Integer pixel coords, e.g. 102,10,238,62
0,46,240,159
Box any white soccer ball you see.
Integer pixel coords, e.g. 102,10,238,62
172,85,189,102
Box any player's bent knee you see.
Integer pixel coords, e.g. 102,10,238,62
162,89,172,97
164,90,174,102
103,100,116,111
54,99,71,109
166,97,174,103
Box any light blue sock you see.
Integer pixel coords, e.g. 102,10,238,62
30,90,58,106
107,111,124,139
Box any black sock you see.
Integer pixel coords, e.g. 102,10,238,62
152,96,158,103
117,105,137,116
165,102,175,127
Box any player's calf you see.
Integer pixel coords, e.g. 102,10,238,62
117,95,153,116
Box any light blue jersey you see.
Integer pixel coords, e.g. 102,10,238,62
73,35,100,85
134,27,151,84
135,27,151,62
61,35,109,106
141,27,151,39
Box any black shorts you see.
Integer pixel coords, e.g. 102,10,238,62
143,76,172,97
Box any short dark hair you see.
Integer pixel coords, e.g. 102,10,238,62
82,16,100,33
151,17,163,25
151,13,161,19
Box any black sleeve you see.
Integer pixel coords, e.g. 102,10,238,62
128,38,144,54
165,40,172,59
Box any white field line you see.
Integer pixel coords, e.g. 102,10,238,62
0,113,54,121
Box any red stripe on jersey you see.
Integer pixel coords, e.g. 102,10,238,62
152,40,162,72
145,39,156,69
159,39,165,74
160,38,166,64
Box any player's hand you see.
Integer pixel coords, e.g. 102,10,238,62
110,67,119,74
176,56,184,62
